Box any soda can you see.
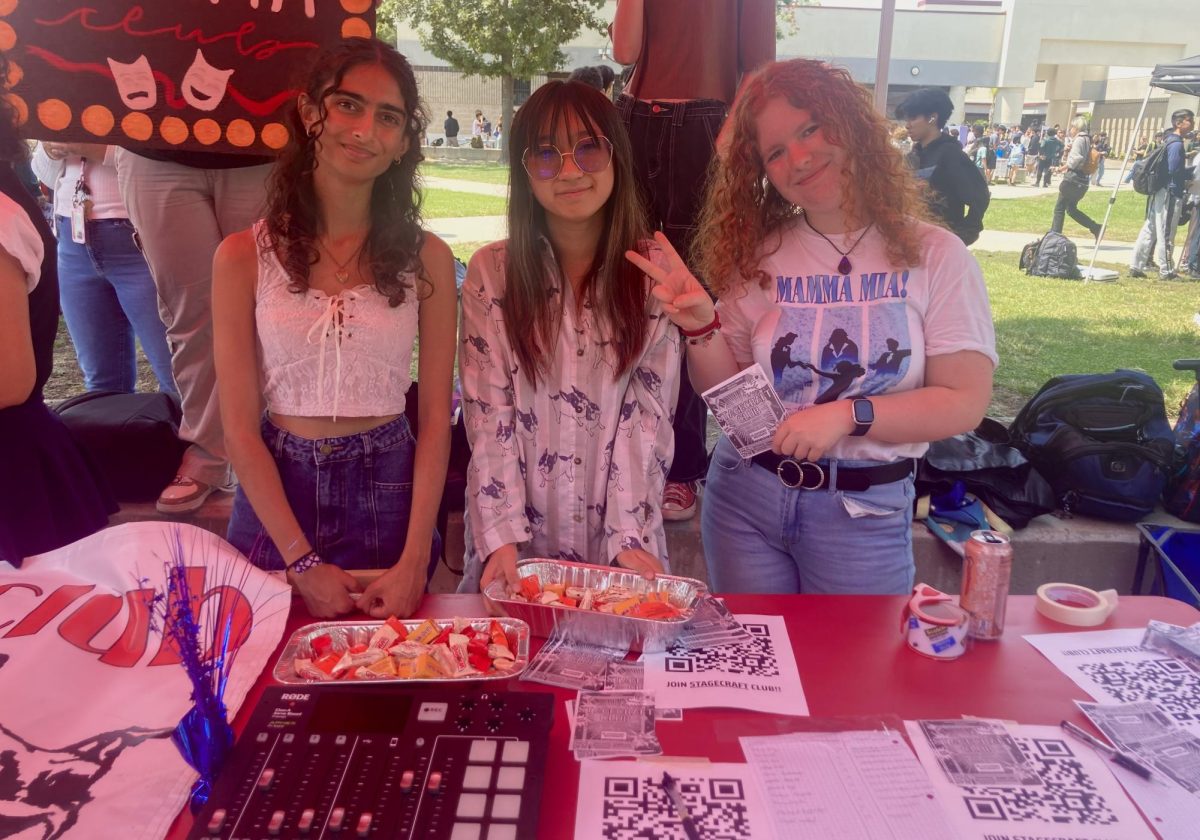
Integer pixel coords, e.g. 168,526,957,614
961,530,1013,640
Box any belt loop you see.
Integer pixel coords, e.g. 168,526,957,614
672,101,686,128
272,424,287,459
827,459,839,494
616,94,634,120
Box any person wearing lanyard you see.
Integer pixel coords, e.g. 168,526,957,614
629,59,997,595
31,143,175,395
214,40,457,619
610,0,776,523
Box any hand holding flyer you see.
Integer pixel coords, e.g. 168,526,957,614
701,364,788,458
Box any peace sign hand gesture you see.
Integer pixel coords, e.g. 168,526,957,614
624,231,715,334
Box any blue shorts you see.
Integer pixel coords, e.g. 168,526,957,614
227,414,439,575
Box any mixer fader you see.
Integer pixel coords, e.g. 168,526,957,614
190,685,554,840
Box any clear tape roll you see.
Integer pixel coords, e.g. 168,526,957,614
1035,582,1118,626
903,584,971,660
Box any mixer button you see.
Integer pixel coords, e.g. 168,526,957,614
496,766,525,791
487,825,518,840
501,741,529,765
490,794,521,820
463,765,491,790
449,824,481,840
206,808,227,833
456,792,487,819
267,809,285,834
468,740,497,763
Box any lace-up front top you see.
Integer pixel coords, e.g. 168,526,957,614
253,222,418,419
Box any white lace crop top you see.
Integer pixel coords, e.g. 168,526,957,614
253,222,418,419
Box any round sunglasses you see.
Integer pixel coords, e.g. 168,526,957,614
521,136,614,181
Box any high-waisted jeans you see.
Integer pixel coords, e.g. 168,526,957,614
227,414,439,577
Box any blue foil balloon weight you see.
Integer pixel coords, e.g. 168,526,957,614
173,704,235,812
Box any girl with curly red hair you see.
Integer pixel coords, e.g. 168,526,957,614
629,59,998,594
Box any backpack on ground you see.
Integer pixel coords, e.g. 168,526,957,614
1009,370,1176,521
1132,137,1177,195
1165,360,1200,522
1020,231,1081,279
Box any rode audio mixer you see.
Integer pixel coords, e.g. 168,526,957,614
189,685,554,840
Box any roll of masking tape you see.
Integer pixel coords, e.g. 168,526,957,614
903,584,971,660
1035,582,1118,627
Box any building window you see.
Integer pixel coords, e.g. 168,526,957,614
514,78,532,107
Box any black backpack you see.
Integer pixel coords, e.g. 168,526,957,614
1132,136,1177,196
1019,231,1080,279
1009,370,1176,520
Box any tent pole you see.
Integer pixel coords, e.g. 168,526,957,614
1085,83,1154,282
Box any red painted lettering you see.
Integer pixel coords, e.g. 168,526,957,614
3,585,94,638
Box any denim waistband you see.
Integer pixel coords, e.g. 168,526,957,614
261,413,413,464
616,94,727,124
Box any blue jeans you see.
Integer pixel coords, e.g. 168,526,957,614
227,414,440,576
700,437,916,594
55,216,175,394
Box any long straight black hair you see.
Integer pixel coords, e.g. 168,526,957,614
260,39,429,306
504,81,651,384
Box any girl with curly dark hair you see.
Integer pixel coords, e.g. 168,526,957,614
0,50,115,564
214,39,456,619
632,59,997,595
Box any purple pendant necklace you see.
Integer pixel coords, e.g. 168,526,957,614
804,215,873,275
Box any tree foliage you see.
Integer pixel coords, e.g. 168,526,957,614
378,0,605,80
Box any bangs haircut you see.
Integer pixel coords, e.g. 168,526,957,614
695,59,931,297
260,38,430,307
505,80,651,385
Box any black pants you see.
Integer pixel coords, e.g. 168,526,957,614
618,95,726,483
1036,158,1053,187
1052,175,1101,237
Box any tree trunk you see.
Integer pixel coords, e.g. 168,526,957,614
499,73,515,163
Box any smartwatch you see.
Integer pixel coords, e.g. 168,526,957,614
850,398,874,437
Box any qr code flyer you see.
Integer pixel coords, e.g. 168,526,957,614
640,615,808,716
906,722,1154,840
574,759,773,840
1026,628,1200,735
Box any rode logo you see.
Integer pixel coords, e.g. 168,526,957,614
281,693,311,702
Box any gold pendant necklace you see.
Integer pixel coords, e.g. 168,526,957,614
318,235,367,285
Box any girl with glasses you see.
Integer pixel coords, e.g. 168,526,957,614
459,80,681,594
214,40,457,619
633,59,996,595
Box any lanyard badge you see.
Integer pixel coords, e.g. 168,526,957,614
70,158,90,245
902,584,971,660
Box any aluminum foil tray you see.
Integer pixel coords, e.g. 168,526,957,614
482,559,708,653
273,617,531,685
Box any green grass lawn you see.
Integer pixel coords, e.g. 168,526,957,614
421,161,510,186
976,251,1196,419
985,188,1148,242
448,241,491,264
422,188,507,218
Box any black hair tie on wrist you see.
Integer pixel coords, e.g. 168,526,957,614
289,550,326,575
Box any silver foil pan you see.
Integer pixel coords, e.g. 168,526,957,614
482,559,708,653
273,617,531,685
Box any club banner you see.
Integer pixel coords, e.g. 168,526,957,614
0,522,291,839
2,1,376,154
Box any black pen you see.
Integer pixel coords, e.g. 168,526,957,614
1060,720,1154,780
661,771,702,840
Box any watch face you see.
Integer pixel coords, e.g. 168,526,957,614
853,399,874,425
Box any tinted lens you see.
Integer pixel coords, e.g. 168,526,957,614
573,137,612,173
524,146,561,180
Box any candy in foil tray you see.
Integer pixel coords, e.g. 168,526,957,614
482,558,708,653
273,617,531,685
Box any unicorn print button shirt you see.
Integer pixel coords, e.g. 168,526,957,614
718,219,997,462
459,241,680,586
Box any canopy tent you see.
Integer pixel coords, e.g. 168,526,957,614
1085,55,1200,280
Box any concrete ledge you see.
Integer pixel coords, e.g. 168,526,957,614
423,146,502,163
114,494,1145,597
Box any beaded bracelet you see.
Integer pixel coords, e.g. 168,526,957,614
287,550,326,576
687,328,720,347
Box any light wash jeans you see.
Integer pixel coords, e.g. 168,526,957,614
1131,188,1182,277
55,216,176,394
115,151,270,487
700,436,916,594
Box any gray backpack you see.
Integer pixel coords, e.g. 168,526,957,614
1020,231,1081,279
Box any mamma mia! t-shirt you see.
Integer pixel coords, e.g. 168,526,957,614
716,219,998,462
